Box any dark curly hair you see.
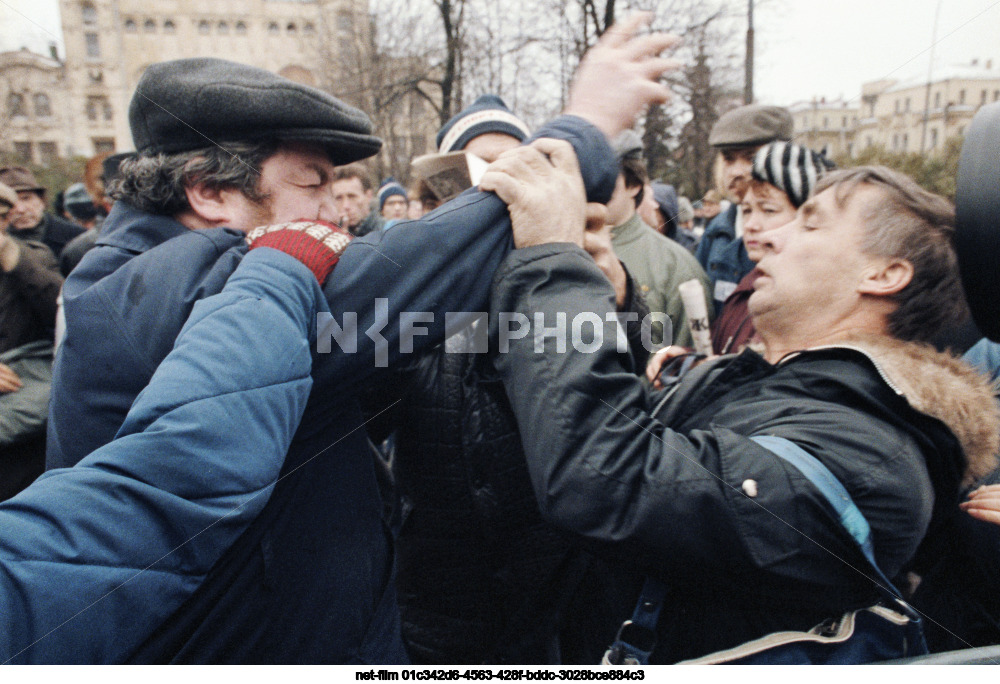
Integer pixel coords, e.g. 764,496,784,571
108,140,278,215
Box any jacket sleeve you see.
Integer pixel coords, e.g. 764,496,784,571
313,115,618,390
489,245,895,595
5,239,63,328
0,247,324,663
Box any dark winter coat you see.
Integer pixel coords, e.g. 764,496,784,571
694,204,755,314
0,237,62,354
489,244,999,663
10,212,85,260
371,276,650,664
44,115,619,663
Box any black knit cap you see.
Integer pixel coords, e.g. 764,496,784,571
751,142,834,208
129,58,382,163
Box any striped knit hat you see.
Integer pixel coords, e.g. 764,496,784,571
376,178,407,210
436,95,531,154
751,142,835,208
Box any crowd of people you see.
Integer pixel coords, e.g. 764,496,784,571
1,13,1000,665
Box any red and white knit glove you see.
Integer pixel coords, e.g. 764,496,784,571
246,220,353,285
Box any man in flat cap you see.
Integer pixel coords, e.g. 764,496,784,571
694,104,792,314
0,180,63,501
47,15,676,664
0,166,85,260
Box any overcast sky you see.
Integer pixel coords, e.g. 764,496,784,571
1,0,998,107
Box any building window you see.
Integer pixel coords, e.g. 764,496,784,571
304,23,315,35
268,22,279,35
86,96,111,122
983,89,989,104
994,90,999,101
959,89,966,105
892,133,898,150
164,20,176,34
85,32,101,58
905,97,910,111
841,116,847,127
934,92,941,108
92,138,115,155
198,20,211,35
218,21,229,34
822,116,828,128
38,142,57,167
124,18,137,33
930,128,938,148
33,93,52,117
82,3,97,25
287,22,297,34
13,142,32,163
902,133,908,149
144,19,156,33
7,92,26,117
337,12,352,32
235,21,247,35
894,99,900,113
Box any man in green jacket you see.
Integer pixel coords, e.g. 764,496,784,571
606,131,712,347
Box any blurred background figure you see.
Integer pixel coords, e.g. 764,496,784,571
377,178,409,226
0,166,84,261
710,141,834,355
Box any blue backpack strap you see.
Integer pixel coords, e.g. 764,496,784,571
750,435,904,602
605,434,916,666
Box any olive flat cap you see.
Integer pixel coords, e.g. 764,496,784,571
709,105,793,149
129,58,382,164
612,130,644,161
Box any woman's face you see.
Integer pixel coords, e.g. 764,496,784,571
741,181,798,262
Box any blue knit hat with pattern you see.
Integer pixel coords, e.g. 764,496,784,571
436,95,530,154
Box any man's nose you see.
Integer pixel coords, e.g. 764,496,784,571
318,197,339,223
760,219,793,253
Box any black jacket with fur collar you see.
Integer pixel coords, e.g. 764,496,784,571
490,244,999,663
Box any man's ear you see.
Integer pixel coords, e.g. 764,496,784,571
183,181,233,226
858,259,914,297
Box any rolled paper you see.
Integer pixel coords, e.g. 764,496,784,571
679,279,712,356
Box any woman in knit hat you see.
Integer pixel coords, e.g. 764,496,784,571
710,141,834,354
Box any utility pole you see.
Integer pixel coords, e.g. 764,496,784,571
920,0,943,153
744,0,754,105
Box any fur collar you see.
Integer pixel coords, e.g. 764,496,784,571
800,334,1000,487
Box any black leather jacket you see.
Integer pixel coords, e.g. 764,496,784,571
368,272,651,664
490,244,991,663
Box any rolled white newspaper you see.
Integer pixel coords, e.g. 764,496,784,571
678,279,712,356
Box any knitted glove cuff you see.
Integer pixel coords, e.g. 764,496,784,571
246,220,353,284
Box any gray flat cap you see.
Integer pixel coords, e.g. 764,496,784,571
709,105,793,149
129,58,382,163
612,130,644,161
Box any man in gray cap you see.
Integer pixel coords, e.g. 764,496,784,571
0,166,85,259
606,130,711,347
0,180,63,501
47,14,676,664
694,104,793,314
